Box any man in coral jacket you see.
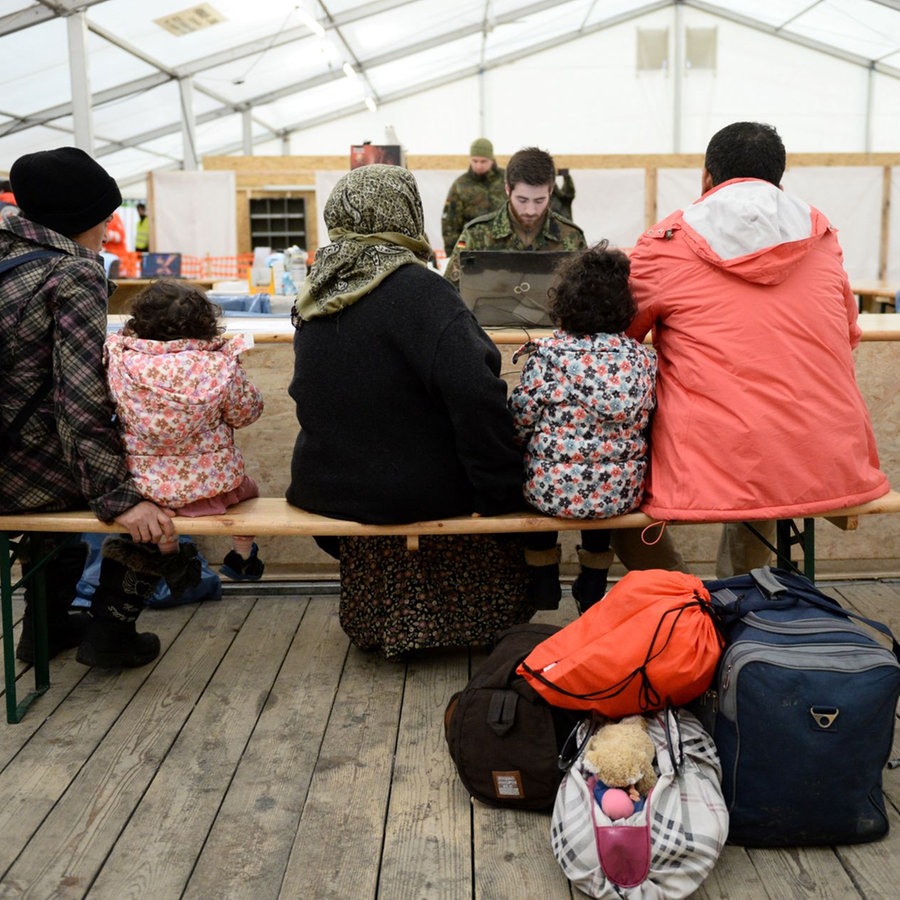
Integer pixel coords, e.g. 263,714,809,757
627,121,889,577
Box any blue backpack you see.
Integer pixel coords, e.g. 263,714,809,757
702,566,900,846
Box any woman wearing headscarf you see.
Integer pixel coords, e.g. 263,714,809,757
287,164,532,657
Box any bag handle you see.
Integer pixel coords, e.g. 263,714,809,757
661,706,685,776
557,715,594,772
486,691,518,737
715,566,900,660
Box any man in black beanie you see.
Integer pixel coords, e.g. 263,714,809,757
1,147,178,670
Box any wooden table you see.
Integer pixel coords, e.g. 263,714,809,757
853,280,898,313
108,278,216,313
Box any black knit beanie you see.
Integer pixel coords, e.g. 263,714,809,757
10,147,122,237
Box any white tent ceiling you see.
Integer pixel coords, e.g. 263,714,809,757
2,0,900,190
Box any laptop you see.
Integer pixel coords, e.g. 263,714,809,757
457,250,572,328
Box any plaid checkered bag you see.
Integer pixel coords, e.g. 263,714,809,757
550,709,728,899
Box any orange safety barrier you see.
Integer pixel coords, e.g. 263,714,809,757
180,254,255,280
118,252,142,278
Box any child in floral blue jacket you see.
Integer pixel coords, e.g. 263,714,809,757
509,241,657,612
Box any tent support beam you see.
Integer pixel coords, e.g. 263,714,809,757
67,11,94,152
673,0,684,153
179,77,198,171
242,110,254,156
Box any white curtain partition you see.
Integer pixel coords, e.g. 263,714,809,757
150,171,237,259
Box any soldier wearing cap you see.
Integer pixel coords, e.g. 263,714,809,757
440,138,507,258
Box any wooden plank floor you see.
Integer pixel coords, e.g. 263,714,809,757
1,579,899,899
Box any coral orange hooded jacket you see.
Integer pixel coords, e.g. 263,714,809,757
626,177,888,521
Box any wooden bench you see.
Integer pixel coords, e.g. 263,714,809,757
3,491,900,724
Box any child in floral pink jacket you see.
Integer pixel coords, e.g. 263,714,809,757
105,279,265,580
509,241,657,612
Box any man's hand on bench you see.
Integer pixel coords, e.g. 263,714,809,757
113,501,177,545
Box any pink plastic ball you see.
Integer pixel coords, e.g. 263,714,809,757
601,788,635,820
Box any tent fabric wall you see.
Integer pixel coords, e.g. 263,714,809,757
282,5,900,163
4,2,900,191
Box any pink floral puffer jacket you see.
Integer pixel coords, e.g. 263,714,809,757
104,332,263,508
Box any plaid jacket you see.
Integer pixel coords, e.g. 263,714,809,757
0,215,144,520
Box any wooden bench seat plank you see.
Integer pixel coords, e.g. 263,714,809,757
2,490,897,539
0,498,656,538
822,489,900,517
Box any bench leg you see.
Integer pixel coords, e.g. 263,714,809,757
737,519,816,580
775,518,816,581
1,531,19,724
1,532,64,723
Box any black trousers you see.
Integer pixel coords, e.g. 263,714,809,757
525,528,611,555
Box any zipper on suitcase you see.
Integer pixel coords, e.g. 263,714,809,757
718,642,899,720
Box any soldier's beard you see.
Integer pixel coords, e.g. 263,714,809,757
509,206,546,245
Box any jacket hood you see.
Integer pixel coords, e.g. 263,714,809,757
105,333,245,443
680,178,828,285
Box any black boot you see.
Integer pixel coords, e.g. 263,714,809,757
154,542,202,597
76,550,161,669
572,546,614,615
16,536,91,664
96,537,201,600
524,544,562,610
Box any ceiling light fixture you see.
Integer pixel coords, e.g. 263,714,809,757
297,11,325,38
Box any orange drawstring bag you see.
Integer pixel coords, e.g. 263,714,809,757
517,569,724,718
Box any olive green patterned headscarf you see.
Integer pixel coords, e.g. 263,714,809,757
294,164,433,321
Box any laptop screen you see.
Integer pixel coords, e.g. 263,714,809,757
457,250,571,328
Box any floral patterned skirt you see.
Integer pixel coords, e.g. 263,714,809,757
338,534,534,660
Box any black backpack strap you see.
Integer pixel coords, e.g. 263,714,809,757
0,248,64,276
3,371,53,437
0,249,65,446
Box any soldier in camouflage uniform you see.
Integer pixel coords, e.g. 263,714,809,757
441,138,507,257
550,169,576,220
444,147,587,289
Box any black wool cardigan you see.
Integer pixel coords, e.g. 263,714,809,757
286,263,526,524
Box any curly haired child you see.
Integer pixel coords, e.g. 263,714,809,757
104,279,266,582
508,241,657,612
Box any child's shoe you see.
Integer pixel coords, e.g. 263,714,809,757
220,543,265,581
524,544,562,610
572,546,614,614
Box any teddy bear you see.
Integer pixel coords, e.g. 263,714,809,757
581,715,658,820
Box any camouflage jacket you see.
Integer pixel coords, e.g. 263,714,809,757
441,164,507,256
550,172,576,220
444,202,587,288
